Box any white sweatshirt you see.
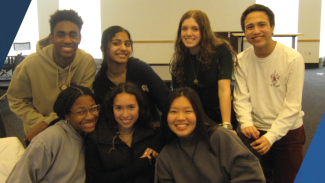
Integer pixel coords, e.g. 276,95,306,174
234,42,305,145
7,42,97,134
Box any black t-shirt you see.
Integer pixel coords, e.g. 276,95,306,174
172,44,233,111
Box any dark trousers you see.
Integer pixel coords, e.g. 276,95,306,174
238,125,305,183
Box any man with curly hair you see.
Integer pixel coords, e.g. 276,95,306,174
7,9,97,145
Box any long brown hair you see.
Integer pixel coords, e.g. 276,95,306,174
170,10,237,86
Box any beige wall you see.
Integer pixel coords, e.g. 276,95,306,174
37,0,59,39
100,0,254,64
35,0,322,64
298,0,322,63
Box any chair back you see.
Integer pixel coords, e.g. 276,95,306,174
0,111,6,137
12,53,25,73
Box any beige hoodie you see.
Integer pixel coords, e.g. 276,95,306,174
7,41,97,134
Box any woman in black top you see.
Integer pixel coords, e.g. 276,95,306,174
85,82,162,183
171,10,237,128
93,26,170,122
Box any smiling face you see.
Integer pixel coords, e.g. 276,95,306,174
167,96,197,138
103,31,131,64
181,17,201,54
49,20,81,62
65,95,98,135
113,92,139,133
244,11,275,52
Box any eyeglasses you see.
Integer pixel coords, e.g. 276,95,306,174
70,104,100,118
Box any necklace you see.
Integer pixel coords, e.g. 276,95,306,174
120,135,132,144
56,65,70,90
108,69,127,84
120,128,135,136
190,56,200,84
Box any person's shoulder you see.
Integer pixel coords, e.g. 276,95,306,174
209,126,238,143
75,48,96,64
18,52,45,67
160,138,176,153
127,57,153,75
128,57,149,67
238,46,254,58
86,118,110,142
32,121,67,144
276,42,302,60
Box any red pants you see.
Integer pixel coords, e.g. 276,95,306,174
260,125,305,183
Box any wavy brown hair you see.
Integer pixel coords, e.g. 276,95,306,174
170,10,237,86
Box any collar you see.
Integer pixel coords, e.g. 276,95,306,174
94,117,154,145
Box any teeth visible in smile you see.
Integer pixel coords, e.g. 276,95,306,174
81,121,94,127
186,38,195,41
176,124,187,127
62,47,73,51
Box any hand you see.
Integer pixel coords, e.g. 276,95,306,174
141,148,159,158
231,130,237,135
250,136,271,155
140,152,152,165
241,126,260,140
24,121,48,143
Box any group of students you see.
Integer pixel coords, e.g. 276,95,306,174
5,3,305,183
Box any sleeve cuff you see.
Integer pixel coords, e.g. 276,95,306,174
263,132,277,146
240,123,254,129
43,112,59,125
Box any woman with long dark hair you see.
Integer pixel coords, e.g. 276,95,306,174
86,82,162,183
93,26,170,122
157,87,265,183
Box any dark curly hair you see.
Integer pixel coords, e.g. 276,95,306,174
49,9,83,33
240,4,275,32
103,82,153,133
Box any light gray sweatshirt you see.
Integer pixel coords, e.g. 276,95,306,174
6,120,86,183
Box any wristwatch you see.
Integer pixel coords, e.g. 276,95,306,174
222,123,233,130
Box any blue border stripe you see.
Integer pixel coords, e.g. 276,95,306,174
0,0,31,69
295,112,325,183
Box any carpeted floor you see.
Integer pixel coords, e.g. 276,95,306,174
0,66,325,155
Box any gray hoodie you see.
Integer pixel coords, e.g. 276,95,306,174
7,42,97,134
6,120,86,183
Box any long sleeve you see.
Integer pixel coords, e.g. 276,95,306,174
6,141,51,183
233,58,254,128
214,128,265,183
157,155,175,183
138,61,170,112
264,55,305,145
79,59,97,89
7,65,57,129
85,137,152,183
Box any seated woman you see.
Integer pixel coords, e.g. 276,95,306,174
157,87,265,183
6,86,99,183
93,26,170,121
85,82,162,183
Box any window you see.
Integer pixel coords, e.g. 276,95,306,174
256,0,299,48
59,0,102,58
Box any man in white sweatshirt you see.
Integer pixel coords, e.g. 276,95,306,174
234,4,305,183
7,10,97,144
